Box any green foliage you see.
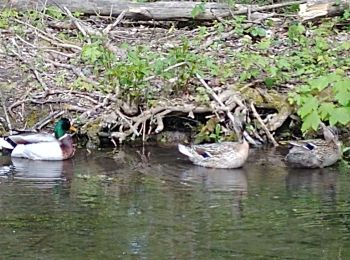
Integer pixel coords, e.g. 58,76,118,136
195,118,222,144
0,8,18,29
195,87,210,104
289,74,350,132
71,78,96,92
342,9,350,20
45,6,65,20
81,40,115,69
287,23,306,43
191,3,206,18
73,11,84,18
109,47,153,98
249,26,267,37
24,10,42,27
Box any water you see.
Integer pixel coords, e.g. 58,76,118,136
0,146,350,259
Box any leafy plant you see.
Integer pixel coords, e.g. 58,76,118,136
71,77,95,92
195,118,222,144
81,39,115,70
289,73,350,132
191,3,205,18
45,6,65,20
249,26,267,37
0,8,18,29
287,23,306,43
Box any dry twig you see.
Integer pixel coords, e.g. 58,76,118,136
250,102,279,146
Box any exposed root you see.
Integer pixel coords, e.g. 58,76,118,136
0,7,298,147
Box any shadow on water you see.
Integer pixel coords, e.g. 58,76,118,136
0,146,349,259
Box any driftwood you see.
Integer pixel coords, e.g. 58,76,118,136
1,0,306,21
299,0,350,21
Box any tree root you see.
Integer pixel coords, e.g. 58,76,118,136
0,8,296,147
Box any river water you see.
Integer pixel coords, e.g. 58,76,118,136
0,146,349,259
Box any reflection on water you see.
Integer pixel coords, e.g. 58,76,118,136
0,146,350,259
0,157,74,189
11,158,73,181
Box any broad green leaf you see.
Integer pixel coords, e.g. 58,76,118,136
333,79,350,106
297,84,311,94
318,102,335,120
327,73,343,83
257,39,271,50
329,107,350,126
298,96,319,117
301,110,321,132
308,77,330,91
276,58,291,70
341,41,350,50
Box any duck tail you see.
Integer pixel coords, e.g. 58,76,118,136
178,144,194,158
0,137,15,150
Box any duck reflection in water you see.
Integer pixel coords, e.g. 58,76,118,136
285,167,337,205
181,166,248,217
0,157,74,187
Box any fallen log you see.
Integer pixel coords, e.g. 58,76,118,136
299,0,350,21
1,0,306,21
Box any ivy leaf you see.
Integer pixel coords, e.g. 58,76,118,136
298,96,319,118
318,102,335,120
301,110,321,132
329,107,350,126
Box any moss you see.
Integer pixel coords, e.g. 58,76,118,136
81,118,102,147
25,110,40,128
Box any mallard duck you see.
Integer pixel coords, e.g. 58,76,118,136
178,132,249,169
0,118,77,161
285,123,342,168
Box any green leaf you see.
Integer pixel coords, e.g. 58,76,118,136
215,124,221,136
318,102,335,120
327,73,343,83
329,107,350,126
191,3,205,18
251,27,266,37
298,96,319,118
264,77,276,88
301,110,321,132
333,79,350,106
257,39,271,50
341,41,350,50
308,77,330,91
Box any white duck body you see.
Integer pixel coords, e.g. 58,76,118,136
11,134,75,161
178,140,249,169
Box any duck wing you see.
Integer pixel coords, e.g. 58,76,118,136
0,132,56,150
9,133,56,144
289,139,332,151
193,142,243,158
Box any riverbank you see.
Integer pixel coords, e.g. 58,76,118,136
0,5,349,147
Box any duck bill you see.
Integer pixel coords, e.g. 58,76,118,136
69,126,77,133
